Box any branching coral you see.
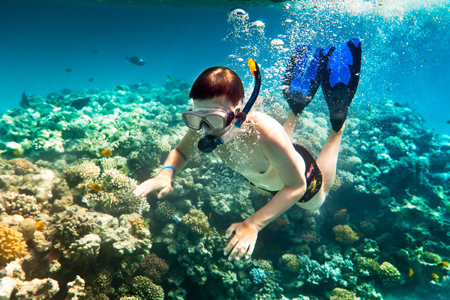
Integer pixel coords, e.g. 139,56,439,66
0,193,41,218
101,169,137,190
74,163,149,215
0,222,28,265
182,209,210,236
66,161,101,181
297,254,353,286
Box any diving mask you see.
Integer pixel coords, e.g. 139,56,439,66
182,108,236,132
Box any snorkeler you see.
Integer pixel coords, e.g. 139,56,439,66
134,38,362,261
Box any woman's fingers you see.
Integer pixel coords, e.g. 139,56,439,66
158,185,172,199
225,223,237,238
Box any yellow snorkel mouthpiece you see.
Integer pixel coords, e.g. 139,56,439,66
248,58,257,77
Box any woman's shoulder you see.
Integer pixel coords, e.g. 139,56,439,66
247,111,284,132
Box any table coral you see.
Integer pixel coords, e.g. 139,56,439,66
0,222,28,265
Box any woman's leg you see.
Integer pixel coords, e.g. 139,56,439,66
315,124,345,195
283,110,300,140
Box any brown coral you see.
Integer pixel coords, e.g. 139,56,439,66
329,287,357,300
356,256,380,276
8,158,35,175
182,209,210,236
333,224,360,244
378,261,403,287
0,221,28,265
140,253,169,283
279,254,300,273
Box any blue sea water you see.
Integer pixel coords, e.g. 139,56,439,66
1,0,449,136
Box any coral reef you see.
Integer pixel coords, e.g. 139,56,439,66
0,222,28,265
182,209,210,236
139,253,169,283
1,74,449,299
131,276,164,300
333,225,361,245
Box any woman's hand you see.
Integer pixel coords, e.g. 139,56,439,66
133,175,172,198
224,221,259,261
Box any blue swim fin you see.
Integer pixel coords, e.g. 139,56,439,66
283,45,323,115
321,38,362,132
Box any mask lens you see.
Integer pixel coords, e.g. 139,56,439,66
183,113,202,130
204,115,226,131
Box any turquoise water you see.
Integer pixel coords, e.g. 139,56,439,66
0,0,450,300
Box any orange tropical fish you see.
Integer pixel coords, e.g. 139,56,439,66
101,149,113,157
301,234,321,243
409,268,414,277
208,213,211,220
431,273,439,279
335,237,344,242
43,249,61,261
35,221,45,231
13,149,19,155
437,261,449,268
334,208,347,217
89,182,102,192
275,218,289,225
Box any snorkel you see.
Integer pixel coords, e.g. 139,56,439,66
198,59,261,153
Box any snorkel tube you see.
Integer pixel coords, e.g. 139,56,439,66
198,59,261,153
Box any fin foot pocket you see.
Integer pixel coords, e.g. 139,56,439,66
321,38,362,132
283,44,322,115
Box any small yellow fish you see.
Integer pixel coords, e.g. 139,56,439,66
35,221,45,231
437,261,449,268
409,268,414,277
101,149,113,157
335,237,344,242
431,273,439,279
208,213,211,220
89,182,102,192
13,149,19,155
355,232,365,238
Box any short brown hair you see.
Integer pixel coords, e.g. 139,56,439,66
189,67,244,106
